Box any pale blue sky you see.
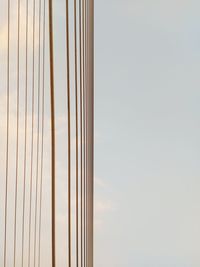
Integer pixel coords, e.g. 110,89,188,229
95,1,200,266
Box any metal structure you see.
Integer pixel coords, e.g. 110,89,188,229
0,0,94,266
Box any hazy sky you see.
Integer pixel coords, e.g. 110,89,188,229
95,1,200,266
1,0,200,267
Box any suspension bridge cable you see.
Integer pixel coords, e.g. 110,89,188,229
82,0,86,265
38,0,46,265
48,0,56,264
34,0,42,265
21,0,29,264
13,0,20,265
79,0,83,265
3,0,10,266
28,0,36,264
65,0,72,266
2,0,94,265
74,0,79,266
86,0,94,265
85,1,88,265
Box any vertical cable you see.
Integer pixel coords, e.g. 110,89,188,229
84,1,88,265
85,1,88,262
28,0,36,265
74,0,79,266
34,0,42,264
82,0,86,265
65,0,71,266
48,0,56,265
85,2,87,265
38,0,46,265
79,0,83,265
3,0,10,266
13,0,20,265
86,0,94,265
21,0,29,264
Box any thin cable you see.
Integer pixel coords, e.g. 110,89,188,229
74,0,79,266
13,0,20,265
48,0,56,265
79,0,83,265
82,0,86,265
38,0,46,265
87,0,94,264
34,0,42,264
65,0,72,266
85,0,88,264
28,0,36,265
21,0,29,264
3,0,10,266
84,0,88,265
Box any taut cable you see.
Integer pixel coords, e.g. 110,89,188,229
3,0,10,265
48,0,56,265
21,0,29,264
28,0,36,265
38,0,46,265
13,0,21,265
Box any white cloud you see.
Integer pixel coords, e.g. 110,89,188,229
0,0,44,58
95,177,107,189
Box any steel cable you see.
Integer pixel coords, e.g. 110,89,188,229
3,0,10,265
79,0,83,265
13,0,21,265
33,0,42,265
28,0,36,265
38,0,46,265
48,0,56,264
65,0,72,266
73,0,79,266
21,0,29,264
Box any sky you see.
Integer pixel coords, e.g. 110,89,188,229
95,0,200,266
1,0,200,266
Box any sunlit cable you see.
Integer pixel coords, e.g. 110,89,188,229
38,0,46,265
28,0,36,265
74,0,79,266
79,0,84,265
34,0,42,265
65,0,72,266
13,0,21,265
21,0,29,264
48,0,56,265
3,0,10,266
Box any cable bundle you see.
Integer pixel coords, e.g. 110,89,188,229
2,0,93,266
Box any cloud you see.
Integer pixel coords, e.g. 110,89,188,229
94,200,115,231
95,200,115,214
0,86,52,266
0,0,44,58
94,177,117,230
95,177,107,189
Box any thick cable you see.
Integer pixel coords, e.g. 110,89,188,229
48,0,56,265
